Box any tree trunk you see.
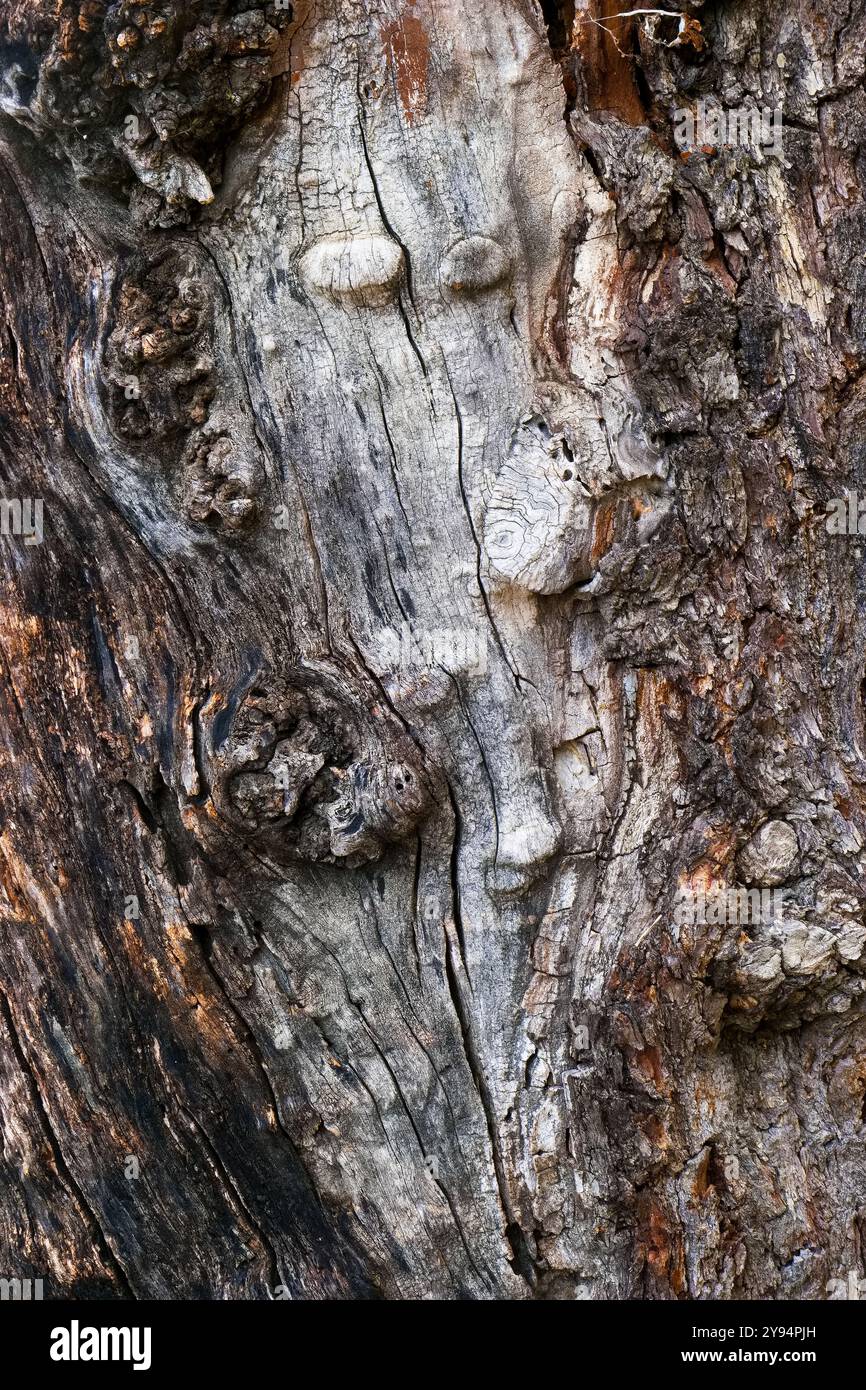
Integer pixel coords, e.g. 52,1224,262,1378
1,0,865,1301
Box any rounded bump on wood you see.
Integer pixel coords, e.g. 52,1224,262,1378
298,233,405,308
485,795,563,901
199,669,433,867
102,251,216,444
440,235,510,295
0,1,296,224
736,820,799,887
180,429,263,535
482,415,594,594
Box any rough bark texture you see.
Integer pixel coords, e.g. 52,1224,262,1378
1,0,865,1300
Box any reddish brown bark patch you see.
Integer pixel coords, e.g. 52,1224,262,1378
572,1,646,126
692,1146,713,1200
590,497,616,565
637,1195,687,1295
381,10,430,125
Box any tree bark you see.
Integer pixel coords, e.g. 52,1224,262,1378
1,0,865,1300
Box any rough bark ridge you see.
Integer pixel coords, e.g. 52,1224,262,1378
0,0,865,1300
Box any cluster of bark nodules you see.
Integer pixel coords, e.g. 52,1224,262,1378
194,666,435,868
98,245,437,864
0,0,296,225
102,245,265,534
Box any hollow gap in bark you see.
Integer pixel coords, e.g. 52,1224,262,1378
570,2,650,124
540,0,576,55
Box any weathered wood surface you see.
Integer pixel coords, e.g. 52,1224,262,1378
0,0,865,1299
